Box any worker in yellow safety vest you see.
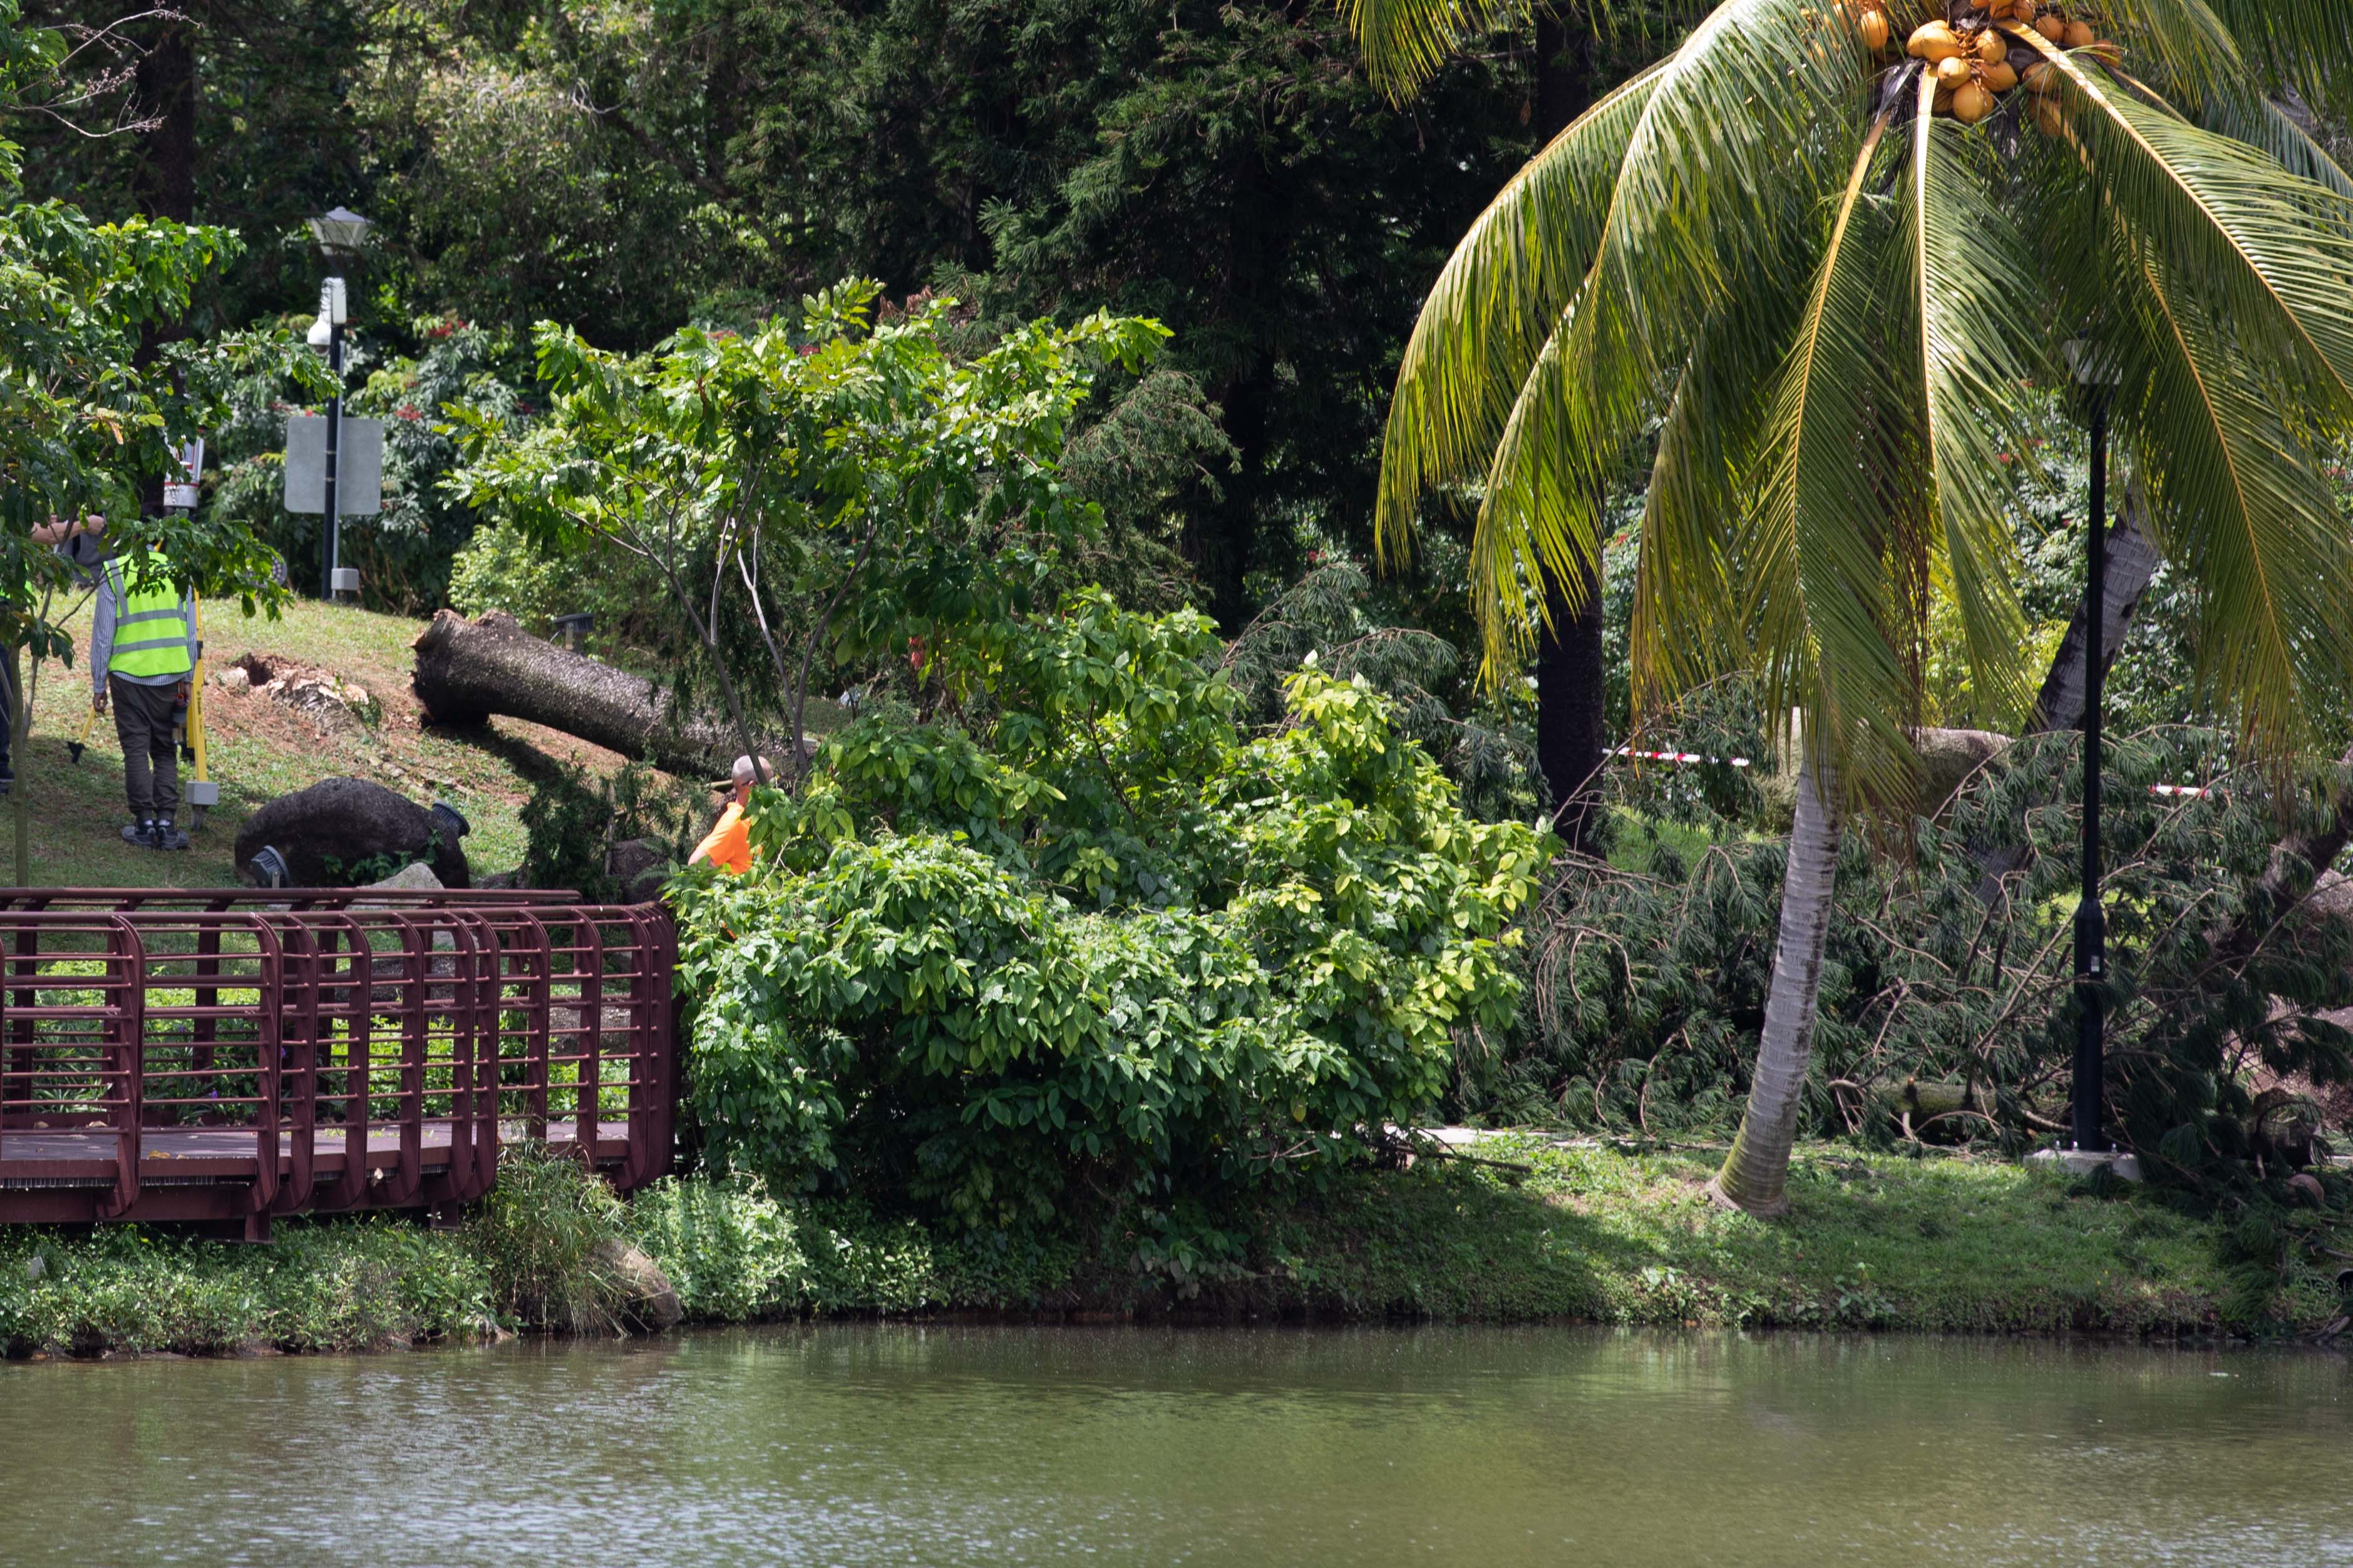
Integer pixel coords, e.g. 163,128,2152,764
91,548,196,851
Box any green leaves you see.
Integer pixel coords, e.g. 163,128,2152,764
452,283,1172,743
676,600,1548,1227
1372,0,2353,804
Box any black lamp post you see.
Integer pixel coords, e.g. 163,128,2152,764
2064,339,2121,1153
306,206,371,602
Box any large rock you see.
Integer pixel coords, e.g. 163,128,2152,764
592,1238,683,1330
361,861,445,893
234,777,471,889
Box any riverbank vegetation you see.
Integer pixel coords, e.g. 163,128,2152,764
4,1142,2343,1358
4,0,2352,1345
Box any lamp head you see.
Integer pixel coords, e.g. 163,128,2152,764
307,206,373,261
2062,338,2121,389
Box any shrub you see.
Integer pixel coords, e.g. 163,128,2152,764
518,757,705,901
466,1145,632,1333
672,594,1550,1226
624,1176,809,1321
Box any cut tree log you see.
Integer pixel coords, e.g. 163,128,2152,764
412,610,749,779
1974,491,2161,904
234,776,470,889
2022,491,2163,736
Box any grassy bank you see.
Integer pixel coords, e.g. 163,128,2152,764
9,597,651,888
630,1139,2347,1337
9,1142,2339,1358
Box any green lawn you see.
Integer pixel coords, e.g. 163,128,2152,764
1243,1138,2333,1335
6,597,652,889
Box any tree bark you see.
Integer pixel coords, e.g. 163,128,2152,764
1538,567,1607,854
133,16,197,226
2023,489,2160,737
2203,738,2353,974
1974,491,2160,903
1530,14,1607,856
411,610,754,777
1712,751,1840,1217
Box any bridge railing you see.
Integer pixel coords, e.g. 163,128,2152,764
0,889,677,1232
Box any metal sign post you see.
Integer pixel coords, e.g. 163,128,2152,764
2062,339,2122,1156
322,277,344,601
295,208,376,602
283,283,383,600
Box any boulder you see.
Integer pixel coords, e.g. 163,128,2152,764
592,1237,682,1330
234,777,471,889
361,861,444,893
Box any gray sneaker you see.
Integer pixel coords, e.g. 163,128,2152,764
121,821,155,846
154,821,191,851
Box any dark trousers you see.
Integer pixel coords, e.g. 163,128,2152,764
110,675,182,820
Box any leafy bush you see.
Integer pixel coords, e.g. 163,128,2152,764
624,1175,810,1321
0,1222,499,1355
672,594,1550,1226
519,757,706,901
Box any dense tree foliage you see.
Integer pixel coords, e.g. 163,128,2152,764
18,0,1550,631
676,595,1548,1222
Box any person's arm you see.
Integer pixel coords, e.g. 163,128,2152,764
33,513,103,549
89,575,115,709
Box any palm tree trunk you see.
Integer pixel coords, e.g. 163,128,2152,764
1538,566,1607,855
1532,16,1607,857
1711,751,1840,1217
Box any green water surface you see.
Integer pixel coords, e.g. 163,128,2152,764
1,1326,2345,1565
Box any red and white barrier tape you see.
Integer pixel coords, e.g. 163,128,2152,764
1610,746,2215,799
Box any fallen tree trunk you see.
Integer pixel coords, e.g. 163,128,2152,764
2203,742,2353,975
2022,489,2164,737
1974,489,2162,904
411,610,743,777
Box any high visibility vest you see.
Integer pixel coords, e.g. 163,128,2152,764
105,557,195,680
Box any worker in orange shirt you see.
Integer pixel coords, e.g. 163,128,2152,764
689,754,771,874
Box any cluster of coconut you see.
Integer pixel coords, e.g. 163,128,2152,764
1837,3,2117,129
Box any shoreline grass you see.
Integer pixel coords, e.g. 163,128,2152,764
8,1141,2333,1360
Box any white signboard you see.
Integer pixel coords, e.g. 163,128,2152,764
283,416,384,516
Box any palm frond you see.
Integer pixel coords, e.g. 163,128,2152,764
2108,221,2353,769
1343,0,1670,103
1744,107,1917,806
1629,292,1796,718
1345,0,1530,103
2196,0,2353,126
2017,26,2353,420
1900,71,2037,726
1466,0,1875,673
2202,90,2353,202
1376,61,1667,564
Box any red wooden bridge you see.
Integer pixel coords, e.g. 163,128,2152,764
0,888,679,1236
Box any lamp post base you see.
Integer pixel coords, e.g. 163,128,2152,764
2028,1147,2144,1182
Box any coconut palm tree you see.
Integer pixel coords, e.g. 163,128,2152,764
1353,0,2353,1214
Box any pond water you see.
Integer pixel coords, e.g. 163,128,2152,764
0,1326,2345,1566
